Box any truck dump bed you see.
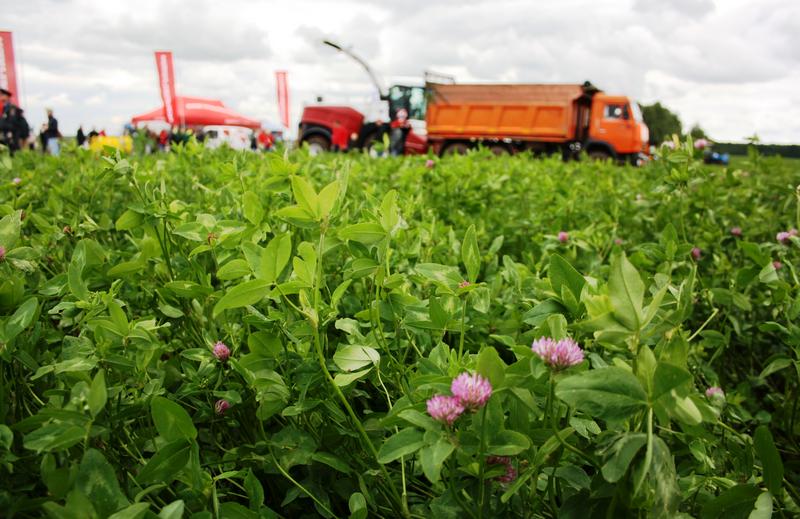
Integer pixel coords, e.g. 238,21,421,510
425,83,585,142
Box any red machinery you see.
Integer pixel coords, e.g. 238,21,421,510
298,41,428,155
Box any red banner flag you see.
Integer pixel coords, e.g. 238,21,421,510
0,32,19,106
275,71,289,128
155,51,178,125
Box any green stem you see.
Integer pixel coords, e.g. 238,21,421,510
372,279,402,371
377,369,410,516
270,449,339,518
633,408,654,496
161,217,176,280
795,185,800,230
678,191,688,242
477,406,488,519
310,227,408,518
153,218,174,281
448,458,478,519
548,372,596,466
783,477,800,511
400,455,409,518
310,321,405,512
546,473,558,514
547,372,556,427
688,308,719,342
605,490,619,519
458,297,468,360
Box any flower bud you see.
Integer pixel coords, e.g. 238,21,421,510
532,337,584,370
451,372,492,411
213,341,231,362
705,386,725,406
215,399,230,415
486,456,517,484
426,395,464,426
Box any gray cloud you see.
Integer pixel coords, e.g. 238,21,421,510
75,2,271,62
633,0,715,16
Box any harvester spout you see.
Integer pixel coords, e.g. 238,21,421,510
322,39,388,100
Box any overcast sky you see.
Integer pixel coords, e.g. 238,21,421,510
5,0,800,143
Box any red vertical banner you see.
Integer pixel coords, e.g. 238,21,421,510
0,32,19,106
275,71,289,129
155,51,178,125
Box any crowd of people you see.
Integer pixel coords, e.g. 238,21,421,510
0,87,61,155
126,126,277,154
0,87,281,156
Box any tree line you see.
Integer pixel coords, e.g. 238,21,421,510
639,102,799,157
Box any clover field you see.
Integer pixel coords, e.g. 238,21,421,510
0,142,798,519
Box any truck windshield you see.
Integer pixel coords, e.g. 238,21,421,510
630,102,644,123
389,85,427,120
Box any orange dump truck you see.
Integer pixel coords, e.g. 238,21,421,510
425,82,649,163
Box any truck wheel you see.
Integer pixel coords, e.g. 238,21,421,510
588,149,611,161
488,144,510,156
304,135,330,156
442,142,469,156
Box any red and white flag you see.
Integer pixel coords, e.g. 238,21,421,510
0,32,19,106
275,71,289,128
155,51,178,125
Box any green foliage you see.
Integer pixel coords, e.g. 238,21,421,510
0,143,798,518
641,101,683,144
689,124,710,140
557,366,648,422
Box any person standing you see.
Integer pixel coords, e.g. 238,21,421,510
38,124,47,152
44,108,60,156
158,129,168,151
389,108,410,156
12,108,30,152
257,129,273,151
0,87,17,152
76,125,86,147
4,106,21,153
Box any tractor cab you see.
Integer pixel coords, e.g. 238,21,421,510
386,84,428,154
387,84,427,122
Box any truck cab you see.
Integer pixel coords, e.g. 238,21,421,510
586,94,649,163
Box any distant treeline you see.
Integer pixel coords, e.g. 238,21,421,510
713,142,800,158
